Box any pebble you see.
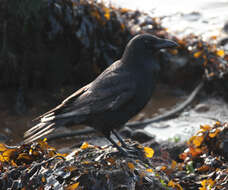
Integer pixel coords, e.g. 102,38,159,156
131,129,155,143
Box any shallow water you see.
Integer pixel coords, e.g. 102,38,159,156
144,97,228,142
106,0,228,40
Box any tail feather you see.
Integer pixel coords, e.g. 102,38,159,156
24,101,89,143
24,122,55,143
24,128,55,144
24,115,86,143
24,122,47,138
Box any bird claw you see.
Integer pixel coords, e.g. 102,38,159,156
118,145,145,158
106,131,145,158
117,148,138,159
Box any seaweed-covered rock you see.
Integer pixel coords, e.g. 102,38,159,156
0,0,131,89
1,122,228,189
0,140,173,190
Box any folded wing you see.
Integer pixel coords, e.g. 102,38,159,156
24,66,135,143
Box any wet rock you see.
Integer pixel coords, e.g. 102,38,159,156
160,53,203,88
219,37,228,51
143,140,160,156
0,139,172,190
219,37,228,46
182,12,201,22
131,129,155,143
194,103,210,113
160,141,187,161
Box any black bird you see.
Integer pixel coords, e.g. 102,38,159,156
24,34,177,154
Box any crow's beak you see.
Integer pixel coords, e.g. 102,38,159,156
154,39,178,49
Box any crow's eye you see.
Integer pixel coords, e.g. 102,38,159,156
143,39,151,44
143,39,154,49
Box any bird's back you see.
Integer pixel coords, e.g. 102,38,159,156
86,61,157,134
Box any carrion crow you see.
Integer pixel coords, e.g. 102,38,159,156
24,34,178,155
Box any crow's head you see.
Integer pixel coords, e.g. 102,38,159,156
121,33,178,77
128,33,178,52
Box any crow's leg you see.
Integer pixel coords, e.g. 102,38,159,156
104,132,137,158
112,129,130,149
112,130,143,156
105,135,129,156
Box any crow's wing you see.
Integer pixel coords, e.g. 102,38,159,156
41,69,135,121
34,83,92,121
24,64,136,143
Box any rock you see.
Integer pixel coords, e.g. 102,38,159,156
143,140,160,156
194,103,210,113
160,53,203,88
0,139,171,190
182,12,201,22
219,37,228,46
219,37,228,51
160,141,187,161
131,129,155,143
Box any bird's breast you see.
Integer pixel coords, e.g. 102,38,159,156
124,70,155,118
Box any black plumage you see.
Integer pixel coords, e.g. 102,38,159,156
24,34,177,154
